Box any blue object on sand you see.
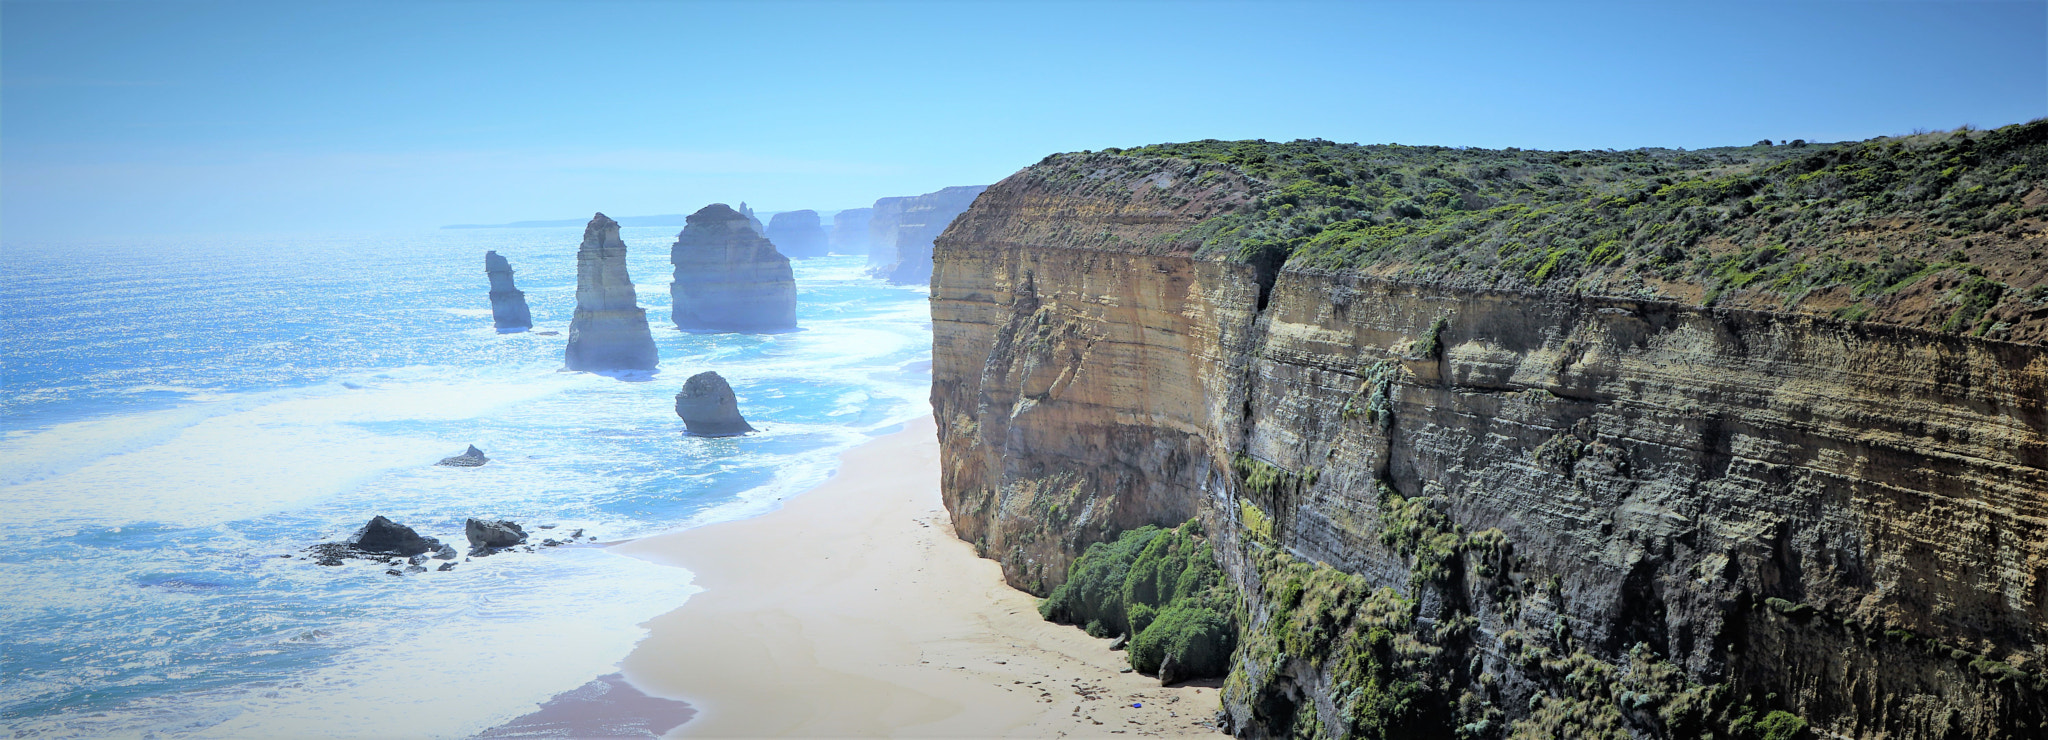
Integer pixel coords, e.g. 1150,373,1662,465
1133,703,1142,708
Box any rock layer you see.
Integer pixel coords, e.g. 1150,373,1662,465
564,213,660,372
674,371,755,437
830,207,872,254
867,185,987,285
932,153,2047,737
764,209,829,259
669,204,798,333
484,251,533,332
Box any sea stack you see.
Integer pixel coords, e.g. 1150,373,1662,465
867,185,986,284
669,204,798,332
830,207,872,254
764,209,829,259
563,213,660,372
483,251,533,332
737,201,765,236
674,371,754,436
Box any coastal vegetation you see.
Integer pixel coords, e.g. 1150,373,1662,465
1039,520,1239,679
1116,120,2047,342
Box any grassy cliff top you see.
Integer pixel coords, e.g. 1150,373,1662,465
1092,121,2048,343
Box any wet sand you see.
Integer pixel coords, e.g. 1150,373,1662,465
612,416,1225,737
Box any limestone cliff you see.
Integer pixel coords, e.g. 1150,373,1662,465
868,185,987,285
484,250,532,332
933,125,2048,738
831,207,872,254
765,209,829,259
669,204,797,333
564,213,659,372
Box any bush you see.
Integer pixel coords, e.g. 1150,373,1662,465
1756,710,1807,740
1129,604,1234,677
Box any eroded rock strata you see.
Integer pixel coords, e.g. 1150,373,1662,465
765,209,829,259
564,213,660,372
868,185,987,285
933,125,2048,738
669,204,798,333
831,207,872,254
484,251,533,331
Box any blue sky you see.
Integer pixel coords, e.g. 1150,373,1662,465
3,0,2043,239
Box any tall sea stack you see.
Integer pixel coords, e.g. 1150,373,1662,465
830,207,872,254
737,202,765,236
670,204,798,333
764,209,829,259
867,185,986,285
563,212,659,372
483,251,533,332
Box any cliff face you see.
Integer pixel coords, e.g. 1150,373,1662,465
932,134,2048,738
831,207,872,254
669,204,797,333
869,185,988,285
765,209,829,259
484,250,532,332
564,212,659,372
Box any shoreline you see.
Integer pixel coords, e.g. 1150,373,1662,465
605,415,1225,737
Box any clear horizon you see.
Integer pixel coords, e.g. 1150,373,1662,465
3,0,2043,240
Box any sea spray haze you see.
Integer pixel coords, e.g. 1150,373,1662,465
0,227,933,737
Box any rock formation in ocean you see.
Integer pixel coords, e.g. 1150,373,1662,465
932,125,2048,738
465,518,527,550
673,371,755,436
737,201,765,236
564,213,660,372
436,445,489,467
669,204,798,333
764,209,829,259
866,185,986,285
830,207,872,254
483,251,533,332
347,516,438,556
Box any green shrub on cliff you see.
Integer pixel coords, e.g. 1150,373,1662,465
1038,519,1239,680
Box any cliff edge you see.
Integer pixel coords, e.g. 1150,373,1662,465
932,122,2048,738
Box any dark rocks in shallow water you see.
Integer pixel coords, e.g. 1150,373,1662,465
669,204,798,333
484,250,533,332
764,209,829,259
437,562,456,572
347,516,437,556
564,212,660,372
437,445,489,467
433,544,458,560
466,518,528,550
674,371,755,436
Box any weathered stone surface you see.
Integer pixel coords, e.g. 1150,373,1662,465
436,445,488,467
867,186,987,285
669,204,797,333
830,207,872,254
465,518,527,550
737,202,764,236
564,213,659,372
484,251,533,332
932,154,2048,737
674,371,755,437
347,516,437,556
764,209,829,259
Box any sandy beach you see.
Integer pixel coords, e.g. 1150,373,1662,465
610,416,1225,737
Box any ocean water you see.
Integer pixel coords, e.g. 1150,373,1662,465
0,227,934,738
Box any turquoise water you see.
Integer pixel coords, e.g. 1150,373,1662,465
0,228,932,737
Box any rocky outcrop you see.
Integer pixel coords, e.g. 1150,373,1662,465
466,518,527,550
867,186,987,284
933,146,2048,737
436,445,489,467
738,202,765,236
564,213,660,372
765,209,829,259
347,516,438,556
831,207,872,254
484,251,533,332
669,204,798,333
674,371,755,436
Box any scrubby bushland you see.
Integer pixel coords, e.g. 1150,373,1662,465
1039,520,1238,680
